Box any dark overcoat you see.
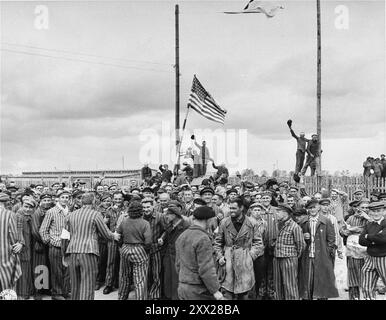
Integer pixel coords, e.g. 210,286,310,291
299,214,339,299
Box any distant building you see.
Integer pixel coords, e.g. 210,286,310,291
2,169,157,188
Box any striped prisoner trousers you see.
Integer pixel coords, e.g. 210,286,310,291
361,255,386,300
69,253,98,300
273,257,299,300
32,244,50,292
259,253,275,299
48,245,70,297
105,241,120,288
119,244,149,300
347,257,364,300
16,259,34,299
148,251,162,300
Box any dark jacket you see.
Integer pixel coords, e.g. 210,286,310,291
298,214,339,299
359,219,386,257
159,165,173,183
175,225,220,295
141,166,152,180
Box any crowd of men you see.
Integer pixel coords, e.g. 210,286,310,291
363,155,386,178
0,174,386,300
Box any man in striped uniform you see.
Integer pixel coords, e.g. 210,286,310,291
39,189,71,300
0,193,22,294
15,197,37,299
103,191,126,295
95,192,112,290
31,192,53,299
142,198,164,300
359,201,386,300
116,201,152,300
340,199,371,299
259,191,278,300
273,204,305,300
62,192,119,300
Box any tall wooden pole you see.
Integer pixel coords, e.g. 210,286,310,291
175,4,180,169
317,0,322,174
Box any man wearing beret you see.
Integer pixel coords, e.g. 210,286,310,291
158,201,190,300
39,189,71,300
175,206,224,300
274,205,306,300
259,191,279,300
31,192,53,299
359,202,386,299
0,193,22,295
15,197,37,299
298,199,338,299
214,198,264,300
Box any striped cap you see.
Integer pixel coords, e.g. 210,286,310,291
368,202,385,211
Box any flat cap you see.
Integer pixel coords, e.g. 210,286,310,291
193,198,207,206
0,192,10,202
289,186,299,191
349,200,360,208
353,189,364,195
226,188,238,196
368,202,385,211
293,208,308,217
305,199,319,209
249,202,265,210
319,198,331,205
23,197,37,208
193,206,215,220
57,189,71,197
261,190,273,197
142,187,154,194
72,189,85,198
100,192,112,202
200,187,215,196
40,193,53,200
378,193,386,200
7,186,19,192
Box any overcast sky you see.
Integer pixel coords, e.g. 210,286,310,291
0,0,385,175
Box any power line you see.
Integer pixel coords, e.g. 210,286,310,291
2,42,173,67
1,48,171,73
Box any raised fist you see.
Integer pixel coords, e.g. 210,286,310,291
191,134,195,140
287,119,292,128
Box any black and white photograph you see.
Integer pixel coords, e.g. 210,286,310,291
0,0,385,306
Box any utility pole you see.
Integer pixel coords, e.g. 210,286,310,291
122,156,125,170
316,0,322,174
175,4,180,170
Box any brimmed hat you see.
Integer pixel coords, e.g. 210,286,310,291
193,198,207,206
368,202,385,211
349,200,360,208
40,193,53,201
305,199,319,209
353,189,364,195
142,187,154,194
200,187,214,196
319,198,331,206
226,188,238,196
249,202,265,210
57,189,71,197
193,206,215,220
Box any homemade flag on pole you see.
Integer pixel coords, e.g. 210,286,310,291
224,0,284,18
187,75,227,124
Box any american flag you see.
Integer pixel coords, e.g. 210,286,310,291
187,75,227,124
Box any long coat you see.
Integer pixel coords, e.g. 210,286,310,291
299,215,339,299
214,216,264,294
161,216,191,300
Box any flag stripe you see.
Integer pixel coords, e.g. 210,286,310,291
187,76,226,124
188,95,225,123
189,94,225,120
